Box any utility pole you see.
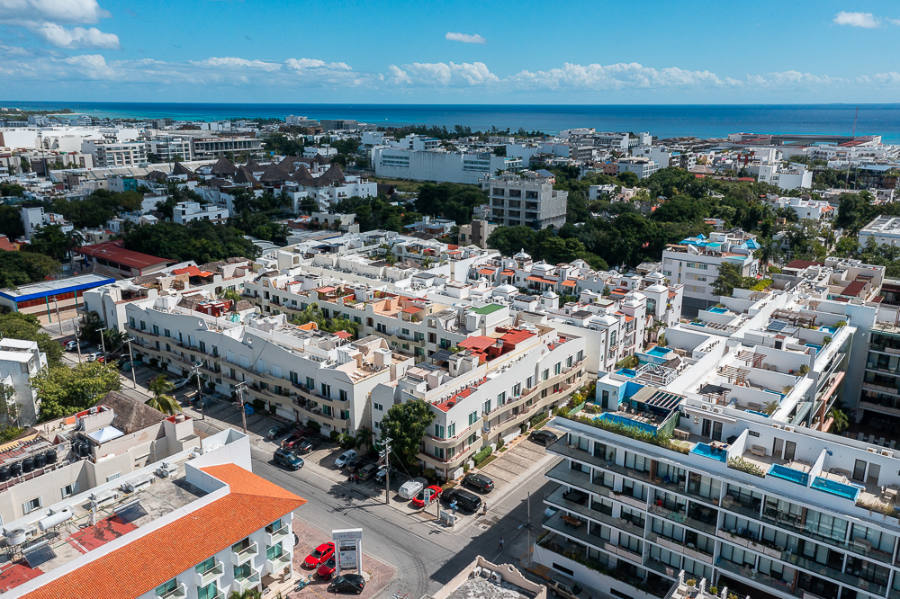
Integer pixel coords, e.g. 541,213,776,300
234,381,248,433
72,319,83,364
525,491,532,566
382,438,392,506
191,362,204,420
53,297,64,336
97,326,107,364
124,336,137,389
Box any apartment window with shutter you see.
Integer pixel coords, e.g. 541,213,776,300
23,497,41,513
468,411,477,425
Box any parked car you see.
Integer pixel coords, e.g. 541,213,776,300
64,340,78,351
529,430,559,446
412,484,443,508
295,438,315,454
273,448,304,471
398,477,427,500
267,424,291,440
442,488,482,513
547,579,582,599
462,472,495,493
304,542,335,568
85,352,104,363
317,556,337,579
328,573,366,594
344,455,363,472
374,465,396,485
357,463,378,481
334,449,358,469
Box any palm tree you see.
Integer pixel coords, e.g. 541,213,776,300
828,408,850,433
229,591,261,599
146,375,181,415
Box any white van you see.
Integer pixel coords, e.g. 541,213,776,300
398,477,427,500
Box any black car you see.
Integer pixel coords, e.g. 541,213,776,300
273,447,304,470
462,472,495,493
267,424,291,440
344,455,363,472
442,487,482,513
529,430,559,446
328,573,366,594
357,463,378,481
295,439,315,454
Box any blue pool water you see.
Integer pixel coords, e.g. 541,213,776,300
745,409,770,418
708,307,728,314
819,326,837,334
805,343,822,354
691,443,728,462
647,346,671,357
595,413,658,435
811,477,861,501
769,464,809,486
616,368,637,378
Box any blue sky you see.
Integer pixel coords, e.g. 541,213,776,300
2,0,900,103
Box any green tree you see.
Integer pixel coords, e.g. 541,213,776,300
228,590,261,599
33,361,122,420
0,204,25,239
0,251,59,288
147,375,181,415
0,312,62,365
28,224,69,261
0,382,20,426
124,220,259,262
378,400,435,467
828,407,850,433
712,262,744,297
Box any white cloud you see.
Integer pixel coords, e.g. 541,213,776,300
746,70,839,87
888,18,900,25
63,53,116,79
392,61,498,86
445,31,486,44
833,11,879,28
33,22,118,48
193,56,281,72
510,62,727,90
0,0,109,23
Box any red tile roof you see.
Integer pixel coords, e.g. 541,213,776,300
459,336,495,351
77,241,170,271
172,265,213,278
22,464,305,599
478,268,496,276
334,330,352,339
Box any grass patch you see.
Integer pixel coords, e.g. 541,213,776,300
477,454,498,469
374,177,425,193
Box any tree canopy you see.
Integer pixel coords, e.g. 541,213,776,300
0,251,59,288
123,220,260,262
33,361,121,420
414,183,488,224
333,195,421,232
50,189,144,228
0,312,62,365
378,400,435,467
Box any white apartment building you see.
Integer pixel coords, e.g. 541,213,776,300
124,298,412,435
756,163,813,190
371,324,587,479
285,174,378,211
633,146,671,168
0,338,47,426
617,157,660,180
859,216,900,248
771,196,835,221
372,146,522,184
303,145,338,158
662,232,759,308
173,200,230,224
20,206,73,239
5,424,303,599
538,402,900,599
82,139,148,168
482,171,568,229
147,135,193,162
191,136,263,160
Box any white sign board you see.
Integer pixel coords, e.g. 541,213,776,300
332,528,363,572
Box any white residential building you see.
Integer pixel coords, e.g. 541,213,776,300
483,171,568,229
19,206,73,239
756,163,813,190
173,200,229,224
771,196,835,221
859,215,900,248
0,338,46,426
617,157,660,179
372,146,522,184
82,139,148,168
147,135,193,162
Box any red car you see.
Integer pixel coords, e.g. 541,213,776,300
317,556,337,579
412,485,443,508
304,542,335,568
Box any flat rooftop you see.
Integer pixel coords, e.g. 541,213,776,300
0,274,114,302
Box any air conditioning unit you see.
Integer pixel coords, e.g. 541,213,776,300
881,450,892,457
784,426,794,432
867,448,878,454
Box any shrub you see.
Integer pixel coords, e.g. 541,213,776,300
520,422,528,434
728,456,766,477
530,411,548,427
835,320,847,328
307,420,321,434
424,467,437,481
472,446,493,466
329,430,340,442
496,436,505,450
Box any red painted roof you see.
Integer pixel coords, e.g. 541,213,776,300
77,241,170,271
459,336,495,351
526,275,556,284
22,464,305,599
478,268,496,276
172,265,213,278
334,330,352,339
561,280,576,287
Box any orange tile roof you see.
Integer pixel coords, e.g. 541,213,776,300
561,280,576,287
478,268,496,275
500,269,515,276
172,265,213,278
297,321,318,331
22,464,306,599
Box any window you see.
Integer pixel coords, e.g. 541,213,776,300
434,446,445,459
195,557,216,573
497,391,506,405
321,383,331,398
483,399,492,414
554,362,561,375
340,409,350,420
266,543,284,560
140,320,146,331
468,411,478,425
198,582,218,599
61,483,76,498
447,423,456,437
374,403,383,411
233,563,251,581
513,383,521,397
306,377,314,390
23,497,41,513
338,389,348,402
164,328,170,338
542,369,549,381
434,424,445,438
155,578,177,597
152,324,159,335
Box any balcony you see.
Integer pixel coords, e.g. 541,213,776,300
232,571,261,595
716,558,794,594
194,561,225,587
270,550,292,571
158,582,187,599
233,542,258,563
266,525,290,545
645,531,712,564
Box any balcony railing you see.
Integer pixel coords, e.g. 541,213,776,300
158,582,187,599
233,542,258,563
266,525,290,545
232,572,261,595
194,561,224,587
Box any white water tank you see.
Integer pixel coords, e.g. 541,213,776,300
39,507,73,531
6,528,26,545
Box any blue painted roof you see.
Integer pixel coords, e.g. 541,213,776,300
0,275,115,303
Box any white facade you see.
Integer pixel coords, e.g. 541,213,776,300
662,232,759,305
859,215,900,248
0,338,46,426
483,172,568,229
82,139,148,168
617,157,660,179
372,146,522,184
147,136,193,162
173,200,229,224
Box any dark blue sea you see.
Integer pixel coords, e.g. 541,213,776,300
5,102,900,142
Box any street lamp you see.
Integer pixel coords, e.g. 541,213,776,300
123,336,138,389
191,362,204,420
233,381,248,434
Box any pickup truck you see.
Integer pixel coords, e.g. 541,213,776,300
546,579,582,599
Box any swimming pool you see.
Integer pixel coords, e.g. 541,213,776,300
745,409,770,418
811,476,861,501
691,442,728,462
769,464,809,486
647,346,671,358
595,413,658,435
819,326,837,334
616,368,637,378
805,343,822,354
708,306,728,314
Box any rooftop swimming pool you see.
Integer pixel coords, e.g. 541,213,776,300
708,306,728,314
805,343,822,354
595,413,658,435
691,442,728,462
811,476,861,501
745,409,770,418
769,464,809,486
819,326,837,334
647,346,671,358
616,368,637,378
